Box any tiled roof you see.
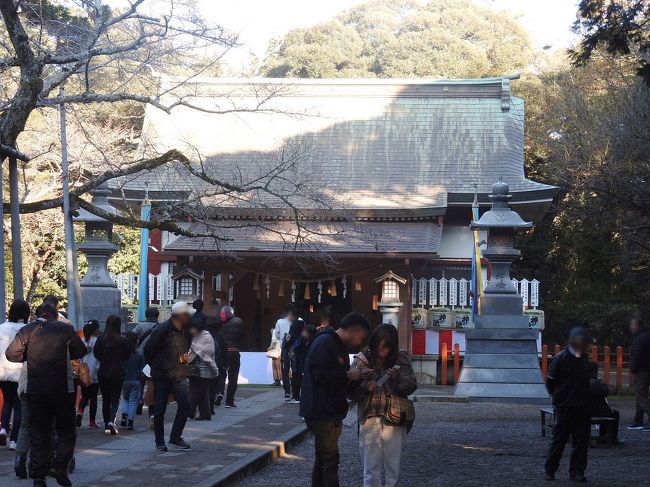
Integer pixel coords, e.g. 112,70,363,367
114,77,556,216
163,220,442,255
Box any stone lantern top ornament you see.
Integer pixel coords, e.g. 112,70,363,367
470,179,532,230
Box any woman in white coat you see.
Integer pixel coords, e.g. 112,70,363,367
0,299,31,449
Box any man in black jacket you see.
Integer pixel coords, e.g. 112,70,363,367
219,305,248,408
544,327,593,483
300,311,370,487
628,317,650,431
144,301,193,451
6,304,87,487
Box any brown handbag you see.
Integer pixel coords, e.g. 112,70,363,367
384,393,415,426
79,363,92,387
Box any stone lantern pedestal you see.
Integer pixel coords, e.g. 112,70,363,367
454,181,548,401
75,184,124,328
375,271,407,328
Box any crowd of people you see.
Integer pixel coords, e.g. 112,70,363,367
0,296,248,486
0,294,647,487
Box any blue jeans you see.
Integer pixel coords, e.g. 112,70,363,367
153,379,190,446
121,381,141,421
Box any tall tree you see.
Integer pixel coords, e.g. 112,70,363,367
572,0,650,85
261,0,533,79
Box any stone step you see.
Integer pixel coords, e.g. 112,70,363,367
412,394,469,403
453,382,549,399
475,314,531,328
465,328,538,340
466,339,538,354
458,367,545,384
462,353,541,369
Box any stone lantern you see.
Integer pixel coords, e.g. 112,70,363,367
374,270,407,327
75,183,124,327
455,180,548,400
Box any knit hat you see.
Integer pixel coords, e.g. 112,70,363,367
220,305,234,323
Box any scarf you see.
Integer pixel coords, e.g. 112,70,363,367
190,330,219,374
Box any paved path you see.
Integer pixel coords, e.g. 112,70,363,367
239,396,648,487
0,386,303,487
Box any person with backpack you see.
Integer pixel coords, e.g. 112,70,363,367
6,303,87,487
76,320,101,429
119,333,146,430
94,315,131,436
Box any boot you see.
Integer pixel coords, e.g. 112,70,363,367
120,413,128,427
15,453,27,479
127,420,134,430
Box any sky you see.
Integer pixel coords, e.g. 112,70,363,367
204,0,580,71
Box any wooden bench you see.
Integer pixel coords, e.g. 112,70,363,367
540,407,616,446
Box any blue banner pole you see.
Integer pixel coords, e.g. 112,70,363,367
137,190,151,321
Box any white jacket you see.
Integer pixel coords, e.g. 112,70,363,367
0,321,27,382
82,336,100,384
273,317,291,345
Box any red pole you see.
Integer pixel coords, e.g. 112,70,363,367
616,346,623,394
441,343,448,386
591,344,598,364
603,346,611,385
542,344,548,382
453,343,460,384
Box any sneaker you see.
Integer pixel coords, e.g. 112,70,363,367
149,416,155,431
120,414,128,427
288,399,300,404
642,426,650,432
215,394,223,407
107,422,119,436
15,454,27,479
136,401,144,416
76,413,82,428
88,421,100,429
225,402,236,408
284,394,291,400
0,428,7,446
156,443,168,452
284,396,293,403
127,420,134,431
9,440,16,450
627,423,644,430
169,437,190,449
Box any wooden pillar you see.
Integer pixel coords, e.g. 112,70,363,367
616,346,623,394
541,344,548,382
453,343,460,384
603,346,610,385
441,343,448,386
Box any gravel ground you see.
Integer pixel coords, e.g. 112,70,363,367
239,398,648,487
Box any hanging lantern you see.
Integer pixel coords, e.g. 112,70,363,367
291,281,296,303
252,273,261,291
264,275,270,299
278,281,285,297
317,281,323,303
354,279,362,292
342,275,347,298
309,304,315,313
329,280,337,297
304,282,311,300
372,294,379,311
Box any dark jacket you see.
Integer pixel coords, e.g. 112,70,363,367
299,328,350,423
5,319,86,394
283,320,305,350
124,351,146,382
630,329,650,374
221,317,248,352
546,348,592,409
291,336,311,375
143,319,190,383
94,334,131,381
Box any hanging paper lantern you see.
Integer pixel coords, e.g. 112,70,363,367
278,281,285,297
329,281,337,297
265,275,270,299
342,275,347,298
304,282,311,300
354,279,362,292
372,294,379,311
291,281,296,303
317,281,323,303
252,273,261,291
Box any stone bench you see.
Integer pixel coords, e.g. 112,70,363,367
540,407,616,446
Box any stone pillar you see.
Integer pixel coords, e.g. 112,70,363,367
454,180,548,401
379,302,402,328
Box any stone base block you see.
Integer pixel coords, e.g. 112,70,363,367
411,356,438,386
